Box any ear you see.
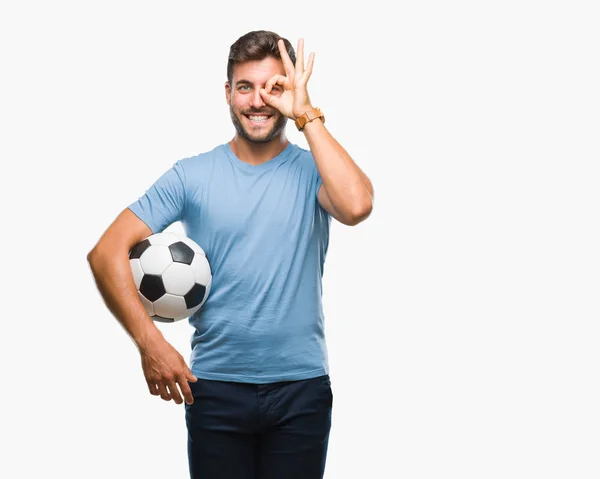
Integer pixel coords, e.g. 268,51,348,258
225,81,231,105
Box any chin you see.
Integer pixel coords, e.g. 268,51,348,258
239,125,272,143
239,120,283,144
230,106,286,144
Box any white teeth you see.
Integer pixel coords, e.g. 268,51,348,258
248,115,269,122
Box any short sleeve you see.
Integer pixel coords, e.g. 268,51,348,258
309,152,323,198
315,170,323,196
128,160,186,233
309,155,330,218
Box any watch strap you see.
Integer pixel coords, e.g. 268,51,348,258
295,108,325,131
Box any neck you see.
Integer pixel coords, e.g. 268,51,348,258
229,134,289,166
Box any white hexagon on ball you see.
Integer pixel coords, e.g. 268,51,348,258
153,293,188,320
139,245,172,275
162,262,196,296
149,232,180,247
191,254,211,285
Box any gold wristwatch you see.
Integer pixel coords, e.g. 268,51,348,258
295,107,325,131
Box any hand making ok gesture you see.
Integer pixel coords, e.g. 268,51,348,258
259,38,315,121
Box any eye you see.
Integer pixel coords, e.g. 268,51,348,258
239,85,251,91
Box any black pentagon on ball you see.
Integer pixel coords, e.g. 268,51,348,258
129,239,151,259
140,274,166,302
152,315,175,323
169,241,195,265
185,283,207,309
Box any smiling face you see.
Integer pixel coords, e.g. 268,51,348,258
225,56,288,144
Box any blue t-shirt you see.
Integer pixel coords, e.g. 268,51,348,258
128,141,331,383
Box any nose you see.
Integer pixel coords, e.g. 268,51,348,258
250,88,266,109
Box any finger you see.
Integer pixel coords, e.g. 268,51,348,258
181,378,195,405
278,39,295,81
147,382,160,396
166,380,184,404
157,382,171,401
259,88,280,109
186,369,198,383
301,52,315,82
265,74,288,94
295,38,304,76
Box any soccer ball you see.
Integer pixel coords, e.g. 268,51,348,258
128,232,212,322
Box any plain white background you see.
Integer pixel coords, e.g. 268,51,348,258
1,1,599,478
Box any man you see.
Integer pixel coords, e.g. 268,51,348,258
87,30,373,479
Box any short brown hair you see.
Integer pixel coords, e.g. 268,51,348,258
227,30,296,85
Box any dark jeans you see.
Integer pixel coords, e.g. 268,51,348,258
184,374,333,479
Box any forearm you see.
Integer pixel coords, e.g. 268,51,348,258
302,118,373,218
87,249,164,352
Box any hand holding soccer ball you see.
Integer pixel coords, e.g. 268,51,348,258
128,232,210,404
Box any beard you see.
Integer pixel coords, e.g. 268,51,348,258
229,105,288,144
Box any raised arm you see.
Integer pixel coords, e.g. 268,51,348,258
258,37,373,225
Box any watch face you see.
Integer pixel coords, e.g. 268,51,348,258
296,109,323,130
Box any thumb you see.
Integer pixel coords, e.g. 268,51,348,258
259,88,280,110
186,369,198,382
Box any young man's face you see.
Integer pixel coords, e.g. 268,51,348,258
225,56,288,144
